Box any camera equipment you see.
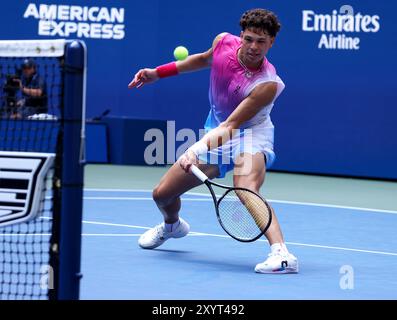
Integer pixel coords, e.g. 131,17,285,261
3,74,21,109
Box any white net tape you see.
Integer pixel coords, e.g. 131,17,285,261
0,39,66,57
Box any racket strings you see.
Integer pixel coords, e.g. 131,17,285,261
218,189,271,241
236,190,270,230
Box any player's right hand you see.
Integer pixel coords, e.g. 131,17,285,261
128,68,159,89
178,150,199,173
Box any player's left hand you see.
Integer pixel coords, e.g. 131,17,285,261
178,150,199,173
128,68,159,89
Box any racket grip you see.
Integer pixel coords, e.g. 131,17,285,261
191,165,208,183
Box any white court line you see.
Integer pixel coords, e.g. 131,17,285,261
84,188,397,215
69,217,397,257
269,199,397,215
13,217,396,256
40,216,151,230
190,233,397,256
188,232,397,256
0,233,52,236
81,234,142,237
82,220,150,230
0,233,142,237
283,241,397,257
4,225,397,256
84,196,212,202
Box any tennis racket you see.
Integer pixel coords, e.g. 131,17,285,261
191,165,272,242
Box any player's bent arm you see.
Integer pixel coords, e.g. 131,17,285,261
222,82,278,129
183,82,277,169
200,82,278,150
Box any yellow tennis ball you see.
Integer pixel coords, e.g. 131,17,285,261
174,46,189,61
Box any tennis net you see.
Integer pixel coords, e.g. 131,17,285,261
0,39,86,300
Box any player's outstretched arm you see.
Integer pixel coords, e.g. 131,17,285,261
128,32,227,89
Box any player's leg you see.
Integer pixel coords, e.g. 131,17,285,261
138,161,219,249
233,152,284,244
233,152,298,274
153,162,219,223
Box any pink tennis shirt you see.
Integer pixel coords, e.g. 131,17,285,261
204,33,285,130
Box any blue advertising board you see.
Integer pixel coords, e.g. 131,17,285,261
0,1,395,179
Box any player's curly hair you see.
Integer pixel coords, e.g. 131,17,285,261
239,8,281,37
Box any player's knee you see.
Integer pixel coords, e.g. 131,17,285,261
233,176,262,192
152,185,163,204
152,185,171,206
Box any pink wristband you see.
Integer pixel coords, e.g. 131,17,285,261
156,62,179,78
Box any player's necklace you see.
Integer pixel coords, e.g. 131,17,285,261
238,50,262,78
239,58,253,78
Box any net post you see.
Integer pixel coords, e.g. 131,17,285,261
57,40,86,300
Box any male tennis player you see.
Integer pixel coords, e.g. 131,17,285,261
128,8,298,274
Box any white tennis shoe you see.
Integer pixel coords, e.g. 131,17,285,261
255,251,299,274
138,218,190,249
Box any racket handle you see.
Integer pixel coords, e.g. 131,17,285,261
191,165,208,183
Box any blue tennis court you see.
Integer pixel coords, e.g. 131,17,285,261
80,180,397,300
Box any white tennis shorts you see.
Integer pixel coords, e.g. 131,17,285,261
198,120,275,178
